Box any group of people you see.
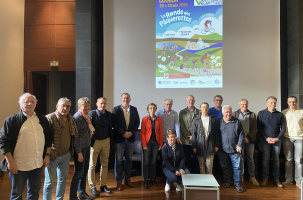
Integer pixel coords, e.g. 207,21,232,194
0,92,302,199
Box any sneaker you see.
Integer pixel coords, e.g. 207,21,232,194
173,183,182,192
235,184,243,193
223,182,232,188
282,180,293,186
165,183,170,192
296,182,301,189
249,177,260,186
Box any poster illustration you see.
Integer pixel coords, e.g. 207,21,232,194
156,0,223,88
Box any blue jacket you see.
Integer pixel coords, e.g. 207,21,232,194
112,105,140,143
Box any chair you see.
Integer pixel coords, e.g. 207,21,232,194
122,130,143,176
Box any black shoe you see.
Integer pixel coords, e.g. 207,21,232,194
143,180,148,189
79,192,94,200
223,182,232,188
150,179,158,186
91,188,99,197
100,185,112,194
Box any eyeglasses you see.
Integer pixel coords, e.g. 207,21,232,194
23,100,36,104
60,104,71,109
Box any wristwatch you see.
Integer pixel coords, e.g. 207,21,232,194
45,153,51,157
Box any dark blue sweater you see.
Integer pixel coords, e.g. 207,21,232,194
257,108,285,139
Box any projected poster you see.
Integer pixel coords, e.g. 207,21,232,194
156,0,223,88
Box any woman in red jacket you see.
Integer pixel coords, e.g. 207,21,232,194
140,103,163,189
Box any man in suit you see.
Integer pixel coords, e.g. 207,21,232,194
112,93,140,191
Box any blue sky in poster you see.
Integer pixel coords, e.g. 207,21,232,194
156,1,222,38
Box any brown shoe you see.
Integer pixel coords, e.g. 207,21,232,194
125,180,135,188
260,180,267,186
276,181,284,188
117,182,123,191
249,177,260,186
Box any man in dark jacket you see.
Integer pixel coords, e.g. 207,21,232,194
232,99,259,186
88,97,113,196
0,93,53,200
112,93,140,191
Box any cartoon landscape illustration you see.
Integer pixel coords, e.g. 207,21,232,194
156,31,222,78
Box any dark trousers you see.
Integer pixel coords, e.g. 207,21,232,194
143,140,159,180
70,146,90,198
183,144,199,174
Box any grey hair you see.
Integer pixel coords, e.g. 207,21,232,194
187,95,195,100
19,93,37,103
266,96,277,102
57,97,71,105
222,105,232,113
164,98,173,104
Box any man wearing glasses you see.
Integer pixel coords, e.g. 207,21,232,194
43,97,79,200
209,95,223,119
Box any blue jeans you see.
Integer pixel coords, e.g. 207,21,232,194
261,138,281,181
283,137,303,183
241,141,256,178
9,167,42,200
162,167,190,185
217,150,242,185
115,141,134,183
143,139,159,180
70,146,90,198
43,152,71,200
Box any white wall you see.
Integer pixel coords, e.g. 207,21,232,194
104,0,280,120
0,1,25,160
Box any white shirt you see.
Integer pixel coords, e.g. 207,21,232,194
201,116,210,138
13,113,45,171
282,109,303,139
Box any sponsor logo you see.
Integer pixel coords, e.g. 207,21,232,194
198,80,205,84
173,81,178,84
158,81,162,84
190,80,196,85
179,82,188,84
